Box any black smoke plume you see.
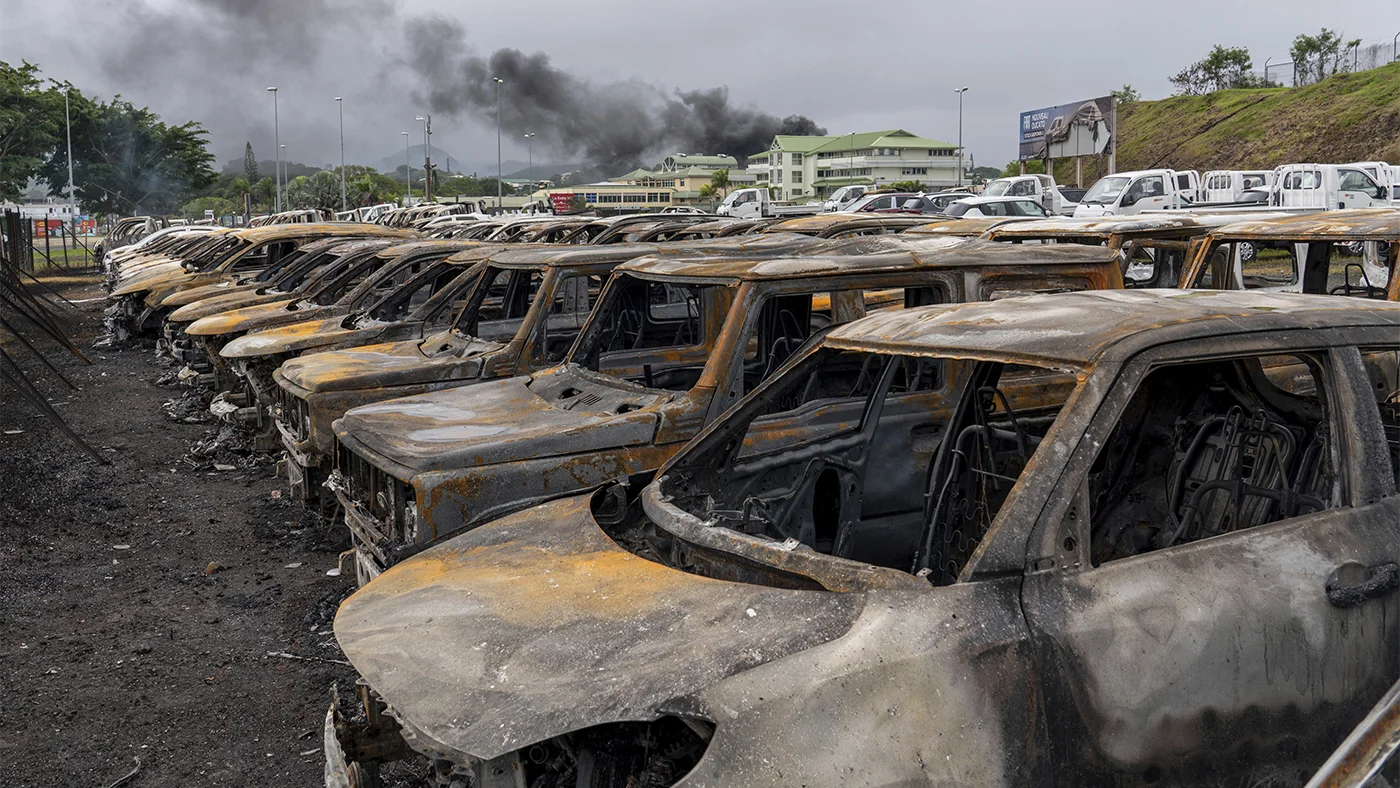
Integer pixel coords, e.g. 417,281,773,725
404,15,825,172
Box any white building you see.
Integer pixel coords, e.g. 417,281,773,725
744,129,962,201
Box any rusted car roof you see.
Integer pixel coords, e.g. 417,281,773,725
764,214,934,235
374,238,487,260
830,289,1400,368
1204,208,1400,240
477,233,821,271
617,237,1120,283
985,212,1291,240
231,222,413,243
905,217,1024,236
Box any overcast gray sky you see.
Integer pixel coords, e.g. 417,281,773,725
6,0,1398,175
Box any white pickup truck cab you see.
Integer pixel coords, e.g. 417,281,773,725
1347,161,1400,203
1271,164,1389,210
717,188,825,220
822,185,874,212
1074,169,1196,217
983,175,1078,216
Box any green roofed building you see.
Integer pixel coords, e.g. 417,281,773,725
745,129,962,200
612,153,746,206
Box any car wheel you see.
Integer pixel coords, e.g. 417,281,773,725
1239,242,1255,262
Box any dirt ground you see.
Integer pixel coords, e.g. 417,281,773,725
0,274,365,786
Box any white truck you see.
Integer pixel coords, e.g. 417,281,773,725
1347,161,1399,203
982,175,1079,216
1269,163,1389,209
1074,169,1201,217
822,184,874,212
716,188,826,219
1200,170,1274,203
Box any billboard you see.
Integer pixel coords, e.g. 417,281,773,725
550,193,577,213
1019,96,1113,161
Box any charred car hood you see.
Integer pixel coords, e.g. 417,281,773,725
185,298,332,337
219,315,384,359
161,279,256,308
168,287,289,324
335,371,665,472
279,333,504,394
334,494,861,762
110,265,194,296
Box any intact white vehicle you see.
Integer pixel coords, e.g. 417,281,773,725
1074,169,1196,217
659,205,709,215
1200,170,1274,203
1271,164,1389,209
1347,161,1400,203
716,188,825,219
943,196,1052,218
982,175,1080,216
822,184,874,212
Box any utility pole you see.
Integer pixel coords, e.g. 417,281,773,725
402,131,411,205
64,90,75,219
954,87,968,188
524,132,536,200
417,114,433,201
335,97,346,211
267,87,280,212
493,77,504,209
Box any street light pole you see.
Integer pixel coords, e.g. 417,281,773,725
416,114,433,201
492,77,504,209
954,87,968,188
279,144,287,206
64,90,75,218
402,131,411,205
267,87,280,212
524,132,535,201
335,97,346,211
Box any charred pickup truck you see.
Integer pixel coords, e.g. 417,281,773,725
274,235,820,500
177,239,478,392
106,223,412,340
328,238,1123,583
1179,208,1400,297
333,290,1400,786
212,239,490,410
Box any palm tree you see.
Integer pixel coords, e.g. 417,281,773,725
710,168,731,199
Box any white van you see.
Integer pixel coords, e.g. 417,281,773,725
1271,164,1388,209
823,185,873,212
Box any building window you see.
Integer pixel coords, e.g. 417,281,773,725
901,168,928,176
584,193,598,203
774,169,783,184
773,152,783,166
791,153,803,165
792,170,803,184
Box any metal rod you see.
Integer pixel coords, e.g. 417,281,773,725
268,87,281,212
336,97,346,211
493,77,504,208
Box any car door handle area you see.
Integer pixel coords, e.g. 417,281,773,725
1326,561,1400,608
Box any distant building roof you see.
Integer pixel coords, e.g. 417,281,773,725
756,129,959,158
661,154,737,170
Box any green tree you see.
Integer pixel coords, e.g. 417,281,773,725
243,141,258,182
1110,84,1141,105
0,61,65,200
40,94,216,215
709,168,731,199
1290,28,1359,85
698,184,716,201
1170,45,1272,95
1000,160,1045,178
890,180,923,192
286,170,343,210
251,176,277,211
180,195,236,220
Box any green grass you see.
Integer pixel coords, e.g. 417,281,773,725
1052,61,1400,185
26,245,98,272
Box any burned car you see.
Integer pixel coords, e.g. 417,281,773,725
1179,208,1400,297
215,239,489,408
274,235,820,501
328,238,1123,583
332,289,1400,786
762,213,939,238
107,223,412,339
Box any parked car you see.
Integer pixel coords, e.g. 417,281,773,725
847,192,922,213
332,289,1400,786
943,196,1051,218
871,192,975,215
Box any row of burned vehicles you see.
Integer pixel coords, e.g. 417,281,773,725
105,207,1400,787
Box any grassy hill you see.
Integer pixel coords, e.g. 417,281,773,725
1053,61,1400,185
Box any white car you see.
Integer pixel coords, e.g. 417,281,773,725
943,196,1051,218
660,205,709,215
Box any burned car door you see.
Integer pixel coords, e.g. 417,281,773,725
1019,336,1400,785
